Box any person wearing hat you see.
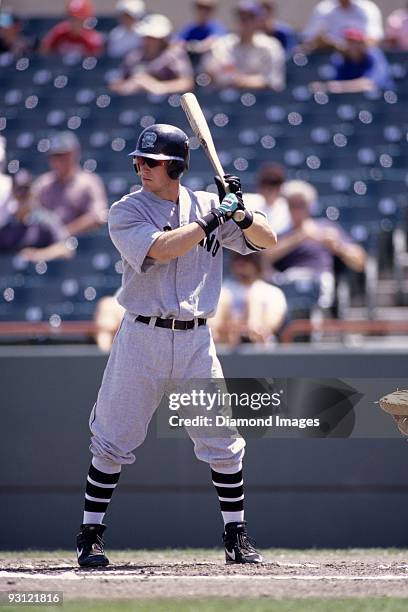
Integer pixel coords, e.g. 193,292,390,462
310,27,393,93
110,14,194,96
176,0,227,58
107,0,145,58
41,0,104,56
0,169,72,262
202,0,285,90
32,132,108,237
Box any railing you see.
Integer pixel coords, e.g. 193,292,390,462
281,319,408,343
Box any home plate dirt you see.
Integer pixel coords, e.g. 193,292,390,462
1,550,408,600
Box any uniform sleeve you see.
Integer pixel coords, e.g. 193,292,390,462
219,217,265,255
108,200,162,274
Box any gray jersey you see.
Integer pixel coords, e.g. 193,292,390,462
109,185,262,319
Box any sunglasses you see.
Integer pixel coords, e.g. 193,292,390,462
135,156,163,169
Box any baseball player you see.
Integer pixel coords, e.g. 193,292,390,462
76,123,277,567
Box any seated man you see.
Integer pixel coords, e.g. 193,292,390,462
202,0,285,90
176,0,227,57
311,28,394,93
40,0,104,56
107,0,145,58
303,0,383,51
0,169,72,262
110,14,194,95
32,132,108,237
209,252,287,345
264,180,366,312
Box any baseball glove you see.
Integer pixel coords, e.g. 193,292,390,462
378,389,408,436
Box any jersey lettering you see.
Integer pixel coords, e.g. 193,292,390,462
199,234,220,258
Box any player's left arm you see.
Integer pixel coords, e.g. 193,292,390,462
215,174,277,249
241,210,277,249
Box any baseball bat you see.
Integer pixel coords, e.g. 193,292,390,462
180,92,245,222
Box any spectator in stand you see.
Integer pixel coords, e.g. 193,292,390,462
209,253,287,345
202,0,285,90
32,132,108,237
0,12,35,56
110,14,194,95
0,169,73,262
264,180,366,310
176,0,227,57
107,0,145,58
385,4,408,50
311,28,394,93
40,0,104,56
258,1,298,53
245,163,291,235
303,0,383,51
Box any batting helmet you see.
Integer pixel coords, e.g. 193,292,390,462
129,124,190,179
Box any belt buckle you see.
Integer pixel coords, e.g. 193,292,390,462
171,319,177,331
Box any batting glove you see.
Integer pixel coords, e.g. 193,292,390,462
214,175,253,230
195,194,239,237
214,174,242,203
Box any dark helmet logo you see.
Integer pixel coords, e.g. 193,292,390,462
141,131,158,149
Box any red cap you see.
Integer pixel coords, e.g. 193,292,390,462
343,28,366,42
67,0,94,19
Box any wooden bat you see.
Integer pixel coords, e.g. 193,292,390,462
180,92,245,222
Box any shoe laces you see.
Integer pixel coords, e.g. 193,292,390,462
82,530,105,553
92,534,105,554
237,531,257,553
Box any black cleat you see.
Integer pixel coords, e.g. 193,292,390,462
223,521,263,564
76,523,109,567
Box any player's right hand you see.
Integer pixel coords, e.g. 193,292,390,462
214,174,243,203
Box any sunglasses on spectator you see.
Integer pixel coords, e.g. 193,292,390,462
135,156,163,168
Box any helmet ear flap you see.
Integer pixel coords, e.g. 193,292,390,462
133,158,140,177
167,160,185,180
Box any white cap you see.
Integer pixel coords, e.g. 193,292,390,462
116,0,145,19
137,14,173,39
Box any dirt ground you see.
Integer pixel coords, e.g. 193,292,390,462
1,549,408,600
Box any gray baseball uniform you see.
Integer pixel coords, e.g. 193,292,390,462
89,185,263,473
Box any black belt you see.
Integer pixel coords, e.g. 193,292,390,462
135,315,207,331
